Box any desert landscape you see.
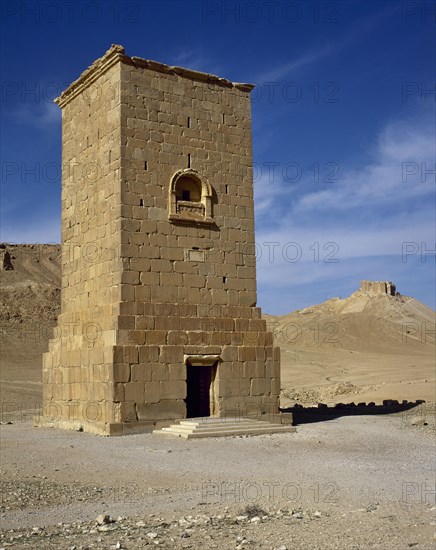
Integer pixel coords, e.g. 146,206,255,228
1,244,434,549
2,1,435,547
1,243,435,414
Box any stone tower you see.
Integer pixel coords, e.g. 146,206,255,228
37,45,281,435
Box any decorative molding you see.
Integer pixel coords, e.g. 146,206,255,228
55,44,255,109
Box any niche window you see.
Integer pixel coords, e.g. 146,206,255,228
169,168,214,226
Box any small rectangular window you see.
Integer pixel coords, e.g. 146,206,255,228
182,190,191,201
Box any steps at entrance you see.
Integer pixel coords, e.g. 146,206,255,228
153,417,296,439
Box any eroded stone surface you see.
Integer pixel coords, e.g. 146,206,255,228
39,45,281,435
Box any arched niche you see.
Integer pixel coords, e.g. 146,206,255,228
169,169,214,226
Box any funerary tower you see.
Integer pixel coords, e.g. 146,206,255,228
38,45,281,435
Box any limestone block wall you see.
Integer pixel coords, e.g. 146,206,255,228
118,59,257,308
112,55,278,428
111,303,280,426
38,46,281,435
41,58,124,431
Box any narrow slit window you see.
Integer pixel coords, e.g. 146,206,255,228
144,161,148,170
187,154,191,168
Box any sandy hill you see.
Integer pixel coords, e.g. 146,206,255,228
0,244,61,407
0,246,434,410
265,282,435,406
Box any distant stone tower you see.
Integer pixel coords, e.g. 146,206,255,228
360,280,397,296
37,45,281,435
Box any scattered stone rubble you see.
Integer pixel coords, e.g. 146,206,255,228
0,504,434,549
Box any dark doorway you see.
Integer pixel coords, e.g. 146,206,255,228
185,363,213,418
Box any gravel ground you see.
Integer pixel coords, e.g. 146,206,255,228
0,412,435,549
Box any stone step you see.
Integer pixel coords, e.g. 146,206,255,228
153,417,296,439
177,420,253,430
161,423,268,434
157,425,295,439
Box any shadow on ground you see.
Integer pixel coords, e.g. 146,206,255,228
281,399,429,426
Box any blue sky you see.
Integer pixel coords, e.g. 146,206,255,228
1,0,435,314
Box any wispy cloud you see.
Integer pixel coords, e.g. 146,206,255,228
255,3,399,83
257,46,334,82
254,109,435,311
5,101,60,129
295,115,435,212
170,48,222,76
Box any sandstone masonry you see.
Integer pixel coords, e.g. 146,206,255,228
360,280,397,296
37,45,281,435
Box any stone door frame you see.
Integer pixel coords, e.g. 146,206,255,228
184,354,220,418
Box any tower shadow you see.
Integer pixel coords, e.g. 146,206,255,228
281,399,428,426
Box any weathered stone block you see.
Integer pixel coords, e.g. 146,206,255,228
111,363,131,383
250,378,271,396
136,400,185,421
159,345,183,363
238,347,256,361
220,346,237,362
39,45,281,436
144,381,161,403
151,363,170,381
131,363,152,382
161,380,186,400
124,382,144,402
139,345,159,362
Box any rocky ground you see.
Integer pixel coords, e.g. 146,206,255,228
1,411,435,549
1,502,435,550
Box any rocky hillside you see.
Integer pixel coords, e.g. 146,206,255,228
0,244,61,406
265,281,435,405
